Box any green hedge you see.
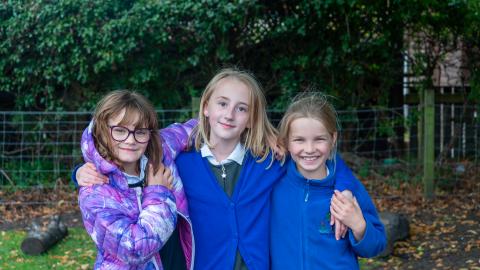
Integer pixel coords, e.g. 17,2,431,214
0,0,478,110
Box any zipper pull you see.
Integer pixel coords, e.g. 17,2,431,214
304,179,310,202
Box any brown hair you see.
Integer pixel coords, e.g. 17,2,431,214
278,92,339,160
92,90,162,173
193,67,278,162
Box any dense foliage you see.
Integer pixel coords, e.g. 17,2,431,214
0,0,478,110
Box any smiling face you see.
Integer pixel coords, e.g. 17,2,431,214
108,109,148,175
203,77,251,147
288,117,337,180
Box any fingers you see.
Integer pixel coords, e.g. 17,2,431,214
333,190,348,203
352,196,360,208
341,189,353,200
331,193,346,215
331,202,349,240
77,162,108,186
147,163,173,189
162,166,171,180
335,220,341,240
331,192,352,225
330,211,335,226
84,163,108,183
340,223,347,239
146,163,154,186
331,210,348,240
163,167,173,189
167,173,174,189
337,223,347,240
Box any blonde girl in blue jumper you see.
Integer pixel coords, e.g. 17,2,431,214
270,93,386,270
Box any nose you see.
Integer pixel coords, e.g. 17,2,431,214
305,141,314,153
124,132,136,144
224,106,235,120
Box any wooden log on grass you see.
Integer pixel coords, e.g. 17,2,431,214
378,211,410,257
20,215,68,255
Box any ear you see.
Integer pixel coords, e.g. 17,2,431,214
203,102,209,117
332,132,338,148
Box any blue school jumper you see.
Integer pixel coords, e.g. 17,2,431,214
270,158,386,270
176,150,282,270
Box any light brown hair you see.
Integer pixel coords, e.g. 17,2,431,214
278,92,339,160
193,67,278,161
92,90,162,173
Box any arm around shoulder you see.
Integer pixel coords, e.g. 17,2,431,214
333,153,358,192
159,119,198,161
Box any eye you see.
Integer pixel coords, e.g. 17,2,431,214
292,138,304,142
135,129,149,136
113,127,127,134
218,101,227,107
236,106,248,112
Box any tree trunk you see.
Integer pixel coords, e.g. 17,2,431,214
20,215,68,255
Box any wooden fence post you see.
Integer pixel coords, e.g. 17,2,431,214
417,89,424,168
423,88,435,198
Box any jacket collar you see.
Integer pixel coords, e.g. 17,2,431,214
285,157,336,188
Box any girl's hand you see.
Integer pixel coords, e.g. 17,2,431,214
330,190,366,241
330,216,347,241
77,162,109,186
330,190,353,240
146,163,173,189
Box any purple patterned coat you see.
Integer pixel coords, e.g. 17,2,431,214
78,119,197,269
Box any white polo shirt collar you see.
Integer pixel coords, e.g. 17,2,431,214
200,142,246,165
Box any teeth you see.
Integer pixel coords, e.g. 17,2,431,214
302,156,318,161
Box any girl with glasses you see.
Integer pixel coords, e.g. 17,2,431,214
77,90,196,269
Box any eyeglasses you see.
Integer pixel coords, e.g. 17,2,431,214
109,125,152,144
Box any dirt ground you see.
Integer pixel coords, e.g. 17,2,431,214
0,176,479,269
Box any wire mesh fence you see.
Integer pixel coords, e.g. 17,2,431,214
0,105,478,201
0,110,193,187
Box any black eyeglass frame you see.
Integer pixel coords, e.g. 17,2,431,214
108,125,152,144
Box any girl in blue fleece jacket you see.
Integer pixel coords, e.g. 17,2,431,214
270,93,386,270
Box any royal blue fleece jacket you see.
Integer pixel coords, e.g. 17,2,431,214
176,150,356,270
270,157,386,270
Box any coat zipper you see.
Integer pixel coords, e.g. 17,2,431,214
304,179,311,202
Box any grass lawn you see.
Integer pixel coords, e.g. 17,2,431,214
0,227,386,269
0,228,95,269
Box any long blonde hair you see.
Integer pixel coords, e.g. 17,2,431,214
92,90,162,173
193,68,277,162
278,92,339,160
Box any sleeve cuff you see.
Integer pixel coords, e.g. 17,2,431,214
71,164,83,188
